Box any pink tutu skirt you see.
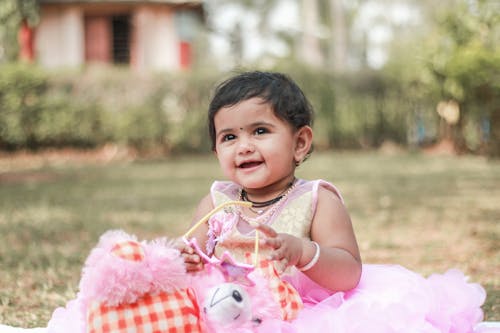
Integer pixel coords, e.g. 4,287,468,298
256,264,486,333
47,264,486,333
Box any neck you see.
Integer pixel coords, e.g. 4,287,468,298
240,178,296,208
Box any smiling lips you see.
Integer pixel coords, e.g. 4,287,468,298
238,161,262,169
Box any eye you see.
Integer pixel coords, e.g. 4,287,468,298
254,127,268,135
222,134,236,142
232,290,243,302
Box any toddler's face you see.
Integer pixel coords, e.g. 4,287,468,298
213,97,298,193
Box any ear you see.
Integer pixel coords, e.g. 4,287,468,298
293,126,313,164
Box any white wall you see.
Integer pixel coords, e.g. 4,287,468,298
36,4,184,71
36,7,84,68
134,6,179,72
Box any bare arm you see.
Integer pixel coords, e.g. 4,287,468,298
180,193,213,272
304,187,362,291
259,187,361,292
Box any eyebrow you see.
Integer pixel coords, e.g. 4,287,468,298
216,121,276,136
215,128,234,138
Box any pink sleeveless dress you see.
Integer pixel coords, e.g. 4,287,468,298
208,179,486,333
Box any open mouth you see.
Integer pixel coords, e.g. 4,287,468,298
238,161,262,169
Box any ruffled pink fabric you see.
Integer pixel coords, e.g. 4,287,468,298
255,264,486,333
44,253,488,333
46,296,86,333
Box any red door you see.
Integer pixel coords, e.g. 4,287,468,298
84,15,111,63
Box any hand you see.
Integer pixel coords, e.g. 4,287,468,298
255,223,303,269
178,242,204,272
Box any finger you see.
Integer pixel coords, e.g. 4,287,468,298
280,257,289,268
267,251,278,261
189,254,201,263
174,237,187,249
184,247,194,255
182,253,200,264
262,237,281,250
267,250,285,261
185,262,204,272
271,238,282,249
255,223,278,237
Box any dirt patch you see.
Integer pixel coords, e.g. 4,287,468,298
378,140,405,155
0,171,59,184
422,139,457,156
0,144,137,173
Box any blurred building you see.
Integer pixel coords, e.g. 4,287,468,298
26,0,204,71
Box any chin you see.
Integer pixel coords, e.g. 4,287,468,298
237,180,267,190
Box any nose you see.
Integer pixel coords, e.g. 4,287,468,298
236,135,254,154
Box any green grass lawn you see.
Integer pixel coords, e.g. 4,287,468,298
0,151,498,327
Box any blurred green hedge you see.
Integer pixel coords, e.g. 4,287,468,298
0,64,104,149
0,64,218,153
0,63,445,154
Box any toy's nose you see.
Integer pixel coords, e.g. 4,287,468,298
232,290,243,302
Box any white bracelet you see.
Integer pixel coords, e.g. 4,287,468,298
298,241,320,272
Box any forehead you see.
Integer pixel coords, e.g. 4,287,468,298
214,97,279,125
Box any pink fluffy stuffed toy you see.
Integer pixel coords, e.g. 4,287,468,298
189,263,281,332
79,230,188,306
46,229,281,333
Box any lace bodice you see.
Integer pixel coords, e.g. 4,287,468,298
207,179,343,270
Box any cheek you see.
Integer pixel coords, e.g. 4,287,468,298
215,149,233,168
218,159,234,179
268,147,295,170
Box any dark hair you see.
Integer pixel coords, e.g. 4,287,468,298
208,71,314,151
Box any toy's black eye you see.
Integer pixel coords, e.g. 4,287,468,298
232,290,242,302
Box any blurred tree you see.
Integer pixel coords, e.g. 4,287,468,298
206,0,281,66
300,0,323,68
328,0,347,72
301,0,363,72
425,0,500,155
0,0,38,63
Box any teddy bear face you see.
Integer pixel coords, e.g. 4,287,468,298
203,283,252,327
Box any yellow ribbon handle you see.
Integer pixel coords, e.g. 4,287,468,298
183,200,251,239
254,230,260,267
183,200,261,266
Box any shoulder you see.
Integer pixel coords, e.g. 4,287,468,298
316,186,346,216
192,193,214,222
210,180,240,204
210,181,240,195
194,180,236,219
313,179,344,203
295,179,343,199
310,181,355,249
295,179,344,217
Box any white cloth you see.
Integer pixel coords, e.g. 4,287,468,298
474,322,500,333
0,325,46,333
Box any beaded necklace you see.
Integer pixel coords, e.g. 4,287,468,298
238,179,297,225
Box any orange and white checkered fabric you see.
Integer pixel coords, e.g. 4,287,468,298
245,254,303,321
87,288,201,333
111,241,145,262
